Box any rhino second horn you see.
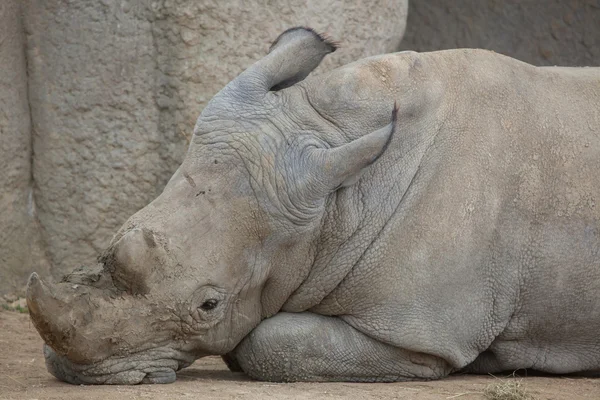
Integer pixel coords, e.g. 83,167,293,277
114,228,153,268
110,228,158,294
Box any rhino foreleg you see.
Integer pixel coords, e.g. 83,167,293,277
230,312,452,382
221,353,243,372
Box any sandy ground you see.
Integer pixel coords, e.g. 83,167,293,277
1,310,598,400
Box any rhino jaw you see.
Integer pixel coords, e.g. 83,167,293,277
43,344,195,385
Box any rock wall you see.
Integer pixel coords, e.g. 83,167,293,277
0,1,50,297
401,0,600,66
5,0,598,297
3,0,408,291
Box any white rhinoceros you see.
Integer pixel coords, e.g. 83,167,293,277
27,28,600,384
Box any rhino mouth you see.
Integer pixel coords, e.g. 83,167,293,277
43,344,196,385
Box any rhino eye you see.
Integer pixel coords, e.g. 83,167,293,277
200,299,219,311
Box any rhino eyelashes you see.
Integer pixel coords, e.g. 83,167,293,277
200,299,219,311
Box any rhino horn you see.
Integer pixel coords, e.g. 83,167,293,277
228,27,337,95
26,273,75,356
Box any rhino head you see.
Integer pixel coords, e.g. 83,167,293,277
26,27,397,384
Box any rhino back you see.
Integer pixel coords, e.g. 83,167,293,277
288,50,600,372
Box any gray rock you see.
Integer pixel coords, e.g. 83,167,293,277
401,0,600,66
23,0,408,280
0,1,50,296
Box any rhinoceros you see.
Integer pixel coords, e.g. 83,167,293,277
26,27,600,384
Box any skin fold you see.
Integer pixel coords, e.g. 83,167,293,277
27,27,600,384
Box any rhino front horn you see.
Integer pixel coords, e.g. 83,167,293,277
26,272,73,355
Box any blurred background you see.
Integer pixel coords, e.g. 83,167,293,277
1,0,599,301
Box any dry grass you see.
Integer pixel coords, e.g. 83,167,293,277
484,377,535,400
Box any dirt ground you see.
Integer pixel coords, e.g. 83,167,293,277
1,310,598,400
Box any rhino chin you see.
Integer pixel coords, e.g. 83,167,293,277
43,344,195,385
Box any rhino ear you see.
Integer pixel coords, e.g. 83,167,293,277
267,27,338,91
229,27,337,95
310,104,398,193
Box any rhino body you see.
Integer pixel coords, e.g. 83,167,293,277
27,28,600,384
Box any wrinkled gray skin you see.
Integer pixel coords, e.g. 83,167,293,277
27,28,600,384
